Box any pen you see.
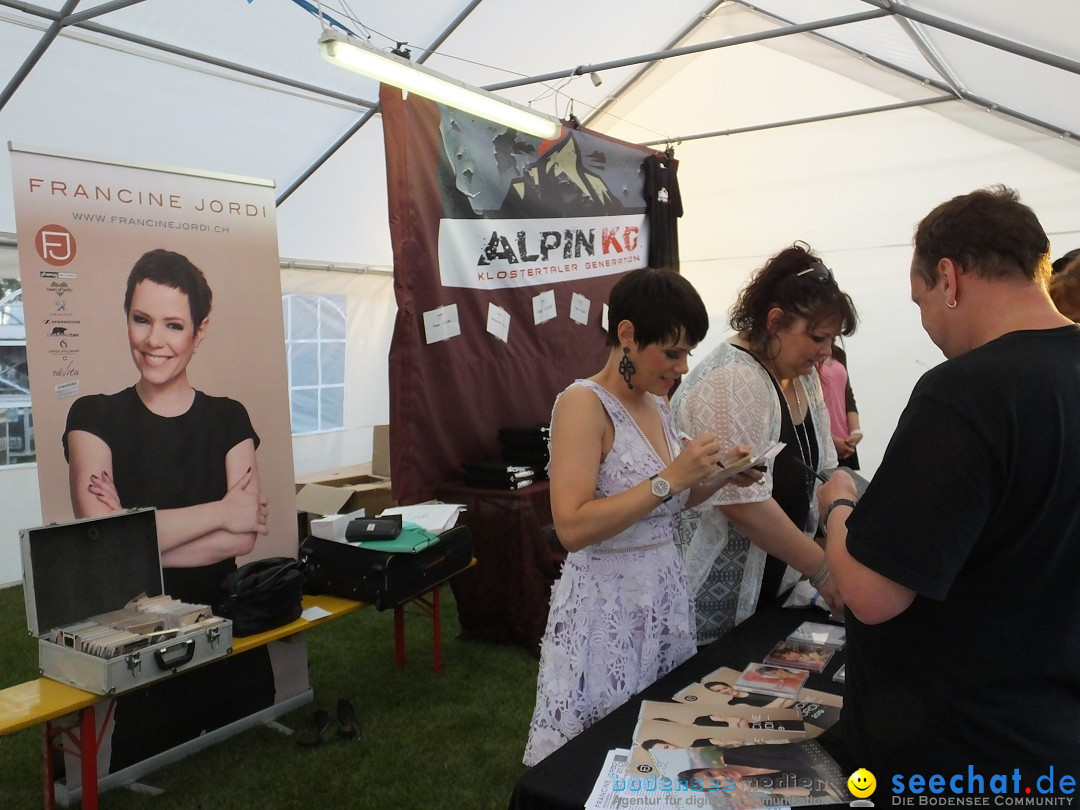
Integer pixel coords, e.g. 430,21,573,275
790,454,830,484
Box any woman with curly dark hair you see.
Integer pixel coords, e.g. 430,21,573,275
672,243,857,643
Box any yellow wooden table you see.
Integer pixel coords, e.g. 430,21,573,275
0,594,365,810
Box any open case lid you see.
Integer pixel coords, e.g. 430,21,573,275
20,508,163,637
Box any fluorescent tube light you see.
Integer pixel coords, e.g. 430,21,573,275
319,30,562,140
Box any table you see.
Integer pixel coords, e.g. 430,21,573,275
509,602,846,810
0,594,364,810
436,481,565,654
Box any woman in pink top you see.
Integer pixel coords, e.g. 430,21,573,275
818,342,862,469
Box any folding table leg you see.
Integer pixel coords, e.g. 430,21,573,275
394,585,444,671
42,723,56,810
432,585,442,673
394,603,406,666
79,705,98,810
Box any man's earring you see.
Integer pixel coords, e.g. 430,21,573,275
619,347,636,389
946,298,958,309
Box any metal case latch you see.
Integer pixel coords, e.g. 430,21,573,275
126,651,142,677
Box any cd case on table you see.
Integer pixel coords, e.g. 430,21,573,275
787,620,846,648
764,640,837,673
734,662,809,699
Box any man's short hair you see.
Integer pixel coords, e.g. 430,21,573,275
912,185,1050,288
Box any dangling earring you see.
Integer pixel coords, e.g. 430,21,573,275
619,347,636,389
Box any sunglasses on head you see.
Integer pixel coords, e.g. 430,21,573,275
796,259,835,284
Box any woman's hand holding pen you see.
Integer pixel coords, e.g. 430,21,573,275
220,468,270,536
667,431,726,492
679,433,765,490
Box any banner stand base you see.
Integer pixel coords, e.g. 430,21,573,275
53,689,313,806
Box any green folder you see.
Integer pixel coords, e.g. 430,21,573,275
349,522,440,553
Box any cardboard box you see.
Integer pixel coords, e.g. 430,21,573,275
372,424,390,479
295,463,396,539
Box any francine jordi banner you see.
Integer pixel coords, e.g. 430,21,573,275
9,143,305,786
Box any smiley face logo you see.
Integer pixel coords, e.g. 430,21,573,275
848,768,877,798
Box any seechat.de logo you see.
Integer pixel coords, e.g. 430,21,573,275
36,224,76,266
850,768,877,807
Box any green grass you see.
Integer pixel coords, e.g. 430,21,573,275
0,584,540,809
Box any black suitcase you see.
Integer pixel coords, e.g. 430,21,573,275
301,525,473,610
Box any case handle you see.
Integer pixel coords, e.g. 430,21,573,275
154,638,195,670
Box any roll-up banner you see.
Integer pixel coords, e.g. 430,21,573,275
9,143,305,786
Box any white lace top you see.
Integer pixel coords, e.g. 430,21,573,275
671,341,837,636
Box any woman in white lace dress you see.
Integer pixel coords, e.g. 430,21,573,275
672,244,857,644
523,268,758,766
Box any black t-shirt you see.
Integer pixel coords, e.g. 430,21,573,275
64,386,259,606
841,327,1080,781
644,153,683,269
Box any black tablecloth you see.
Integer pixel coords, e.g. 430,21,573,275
436,481,565,654
509,602,846,810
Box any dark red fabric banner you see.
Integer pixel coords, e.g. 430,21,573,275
381,86,662,503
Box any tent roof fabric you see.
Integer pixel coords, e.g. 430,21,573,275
1,0,1077,248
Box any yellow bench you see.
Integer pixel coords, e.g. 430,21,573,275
0,594,365,810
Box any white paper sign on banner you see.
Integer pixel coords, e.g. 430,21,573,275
424,303,461,343
570,292,591,325
486,302,510,342
532,290,557,325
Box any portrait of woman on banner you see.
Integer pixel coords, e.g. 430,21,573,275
61,247,274,770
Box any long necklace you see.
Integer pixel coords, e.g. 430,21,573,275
789,379,816,500
769,367,816,503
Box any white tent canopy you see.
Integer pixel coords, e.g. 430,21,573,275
1,0,1078,582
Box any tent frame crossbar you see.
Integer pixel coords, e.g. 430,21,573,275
638,95,954,147
720,1,1077,145
0,0,373,111
861,0,1080,77
275,0,485,204
0,0,1075,203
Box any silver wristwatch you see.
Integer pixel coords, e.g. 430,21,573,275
649,474,672,502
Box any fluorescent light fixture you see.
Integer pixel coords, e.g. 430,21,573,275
319,30,562,140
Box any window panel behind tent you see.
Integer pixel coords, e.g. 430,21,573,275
0,281,33,465
283,293,346,434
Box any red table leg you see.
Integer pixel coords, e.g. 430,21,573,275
394,603,406,667
42,723,56,810
432,586,442,673
393,585,445,672
44,704,102,810
79,705,98,810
